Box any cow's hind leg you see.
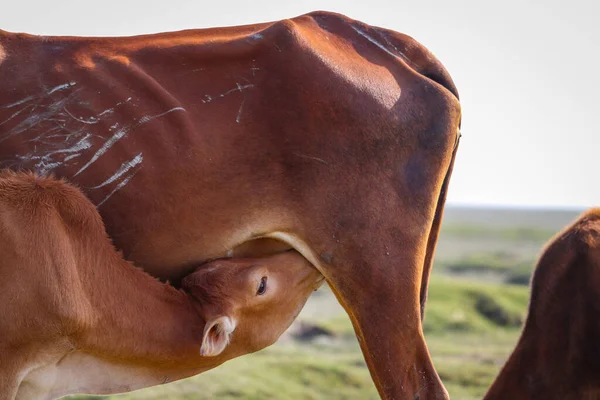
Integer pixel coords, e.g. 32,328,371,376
267,213,448,399
321,237,447,400
288,138,457,398
278,192,450,399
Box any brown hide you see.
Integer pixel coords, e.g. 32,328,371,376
485,208,600,400
0,171,322,399
0,11,461,399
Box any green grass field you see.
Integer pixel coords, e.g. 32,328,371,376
68,206,582,400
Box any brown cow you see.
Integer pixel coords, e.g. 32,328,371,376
485,208,600,400
0,171,323,400
0,11,461,399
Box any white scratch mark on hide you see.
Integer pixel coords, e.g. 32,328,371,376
36,160,64,174
201,83,254,104
0,93,78,143
350,25,407,61
44,117,67,124
96,169,140,208
45,133,93,156
117,97,133,106
74,127,130,176
16,132,93,174
63,96,132,125
27,126,63,142
219,83,254,98
251,33,263,40
74,107,185,177
1,82,78,130
98,108,114,117
2,113,47,142
33,129,86,145
292,152,328,165
236,99,245,124
1,95,35,109
0,106,32,127
251,59,260,77
136,107,185,125
64,153,81,162
89,153,143,189
47,82,77,95
98,97,132,118
96,108,114,118
63,107,99,125
16,154,41,162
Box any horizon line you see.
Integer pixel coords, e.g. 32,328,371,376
446,202,589,212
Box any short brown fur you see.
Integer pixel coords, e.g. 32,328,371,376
0,171,322,399
485,208,600,400
0,11,461,398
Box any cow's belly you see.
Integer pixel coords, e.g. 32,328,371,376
127,218,325,283
229,238,293,258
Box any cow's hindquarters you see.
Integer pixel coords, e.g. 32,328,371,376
301,208,449,399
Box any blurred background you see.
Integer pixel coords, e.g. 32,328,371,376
3,0,596,398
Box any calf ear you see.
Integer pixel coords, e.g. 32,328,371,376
200,316,236,357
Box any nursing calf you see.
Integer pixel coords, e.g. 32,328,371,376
485,208,600,400
0,171,323,400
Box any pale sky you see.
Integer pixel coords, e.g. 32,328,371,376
2,0,598,209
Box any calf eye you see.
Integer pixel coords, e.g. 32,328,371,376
257,276,268,295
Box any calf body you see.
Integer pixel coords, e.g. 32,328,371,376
0,171,322,399
485,209,600,400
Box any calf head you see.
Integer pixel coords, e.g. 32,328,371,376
182,250,324,357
